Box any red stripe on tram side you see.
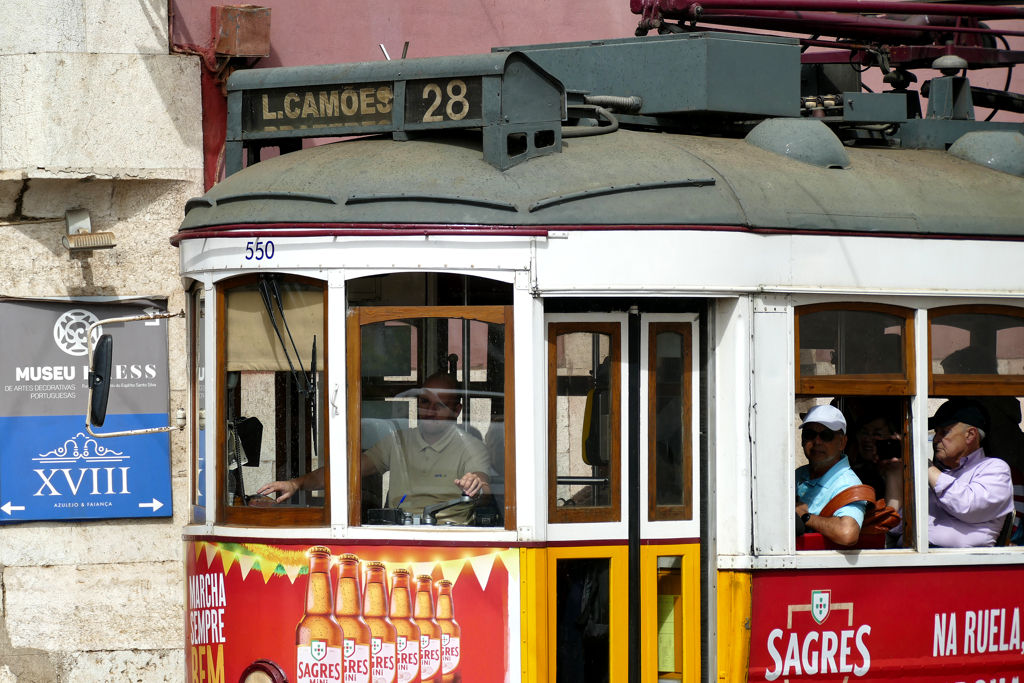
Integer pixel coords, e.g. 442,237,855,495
640,537,701,545
171,223,1024,246
184,534,523,548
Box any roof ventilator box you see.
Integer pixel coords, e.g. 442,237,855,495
494,32,801,119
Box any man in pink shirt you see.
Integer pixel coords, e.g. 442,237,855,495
884,399,1013,548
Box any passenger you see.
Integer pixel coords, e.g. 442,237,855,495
940,345,1024,473
883,398,1014,547
258,372,490,524
795,405,868,547
850,413,900,500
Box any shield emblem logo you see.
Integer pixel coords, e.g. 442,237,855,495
811,590,831,625
311,640,327,661
397,636,407,651
372,637,382,655
442,634,450,646
344,640,355,657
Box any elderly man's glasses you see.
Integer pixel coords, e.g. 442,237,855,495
801,427,838,443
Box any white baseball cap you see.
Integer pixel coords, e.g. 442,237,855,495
799,405,847,433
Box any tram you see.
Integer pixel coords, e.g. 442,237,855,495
88,1,1024,681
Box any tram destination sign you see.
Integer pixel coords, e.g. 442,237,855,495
228,52,564,170
244,77,486,134
0,298,173,523
247,82,397,133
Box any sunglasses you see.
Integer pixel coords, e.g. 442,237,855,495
801,427,839,443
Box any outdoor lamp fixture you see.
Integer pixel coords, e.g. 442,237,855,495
63,209,116,252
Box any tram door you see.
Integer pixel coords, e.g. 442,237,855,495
544,311,701,683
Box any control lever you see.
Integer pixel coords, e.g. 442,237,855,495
422,495,474,525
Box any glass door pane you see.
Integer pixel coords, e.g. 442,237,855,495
555,557,611,683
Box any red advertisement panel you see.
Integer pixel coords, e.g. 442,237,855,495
749,566,1024,682
185,540,514,683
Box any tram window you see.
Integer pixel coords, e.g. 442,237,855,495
347,305,514,529
346,272,513,307
794,395,912,550
219,276,327,525
190,287,207,523
796,304,915,396
555,557,610,683
649,323,693,521
549,323,621,524
924,306,1024,548
930,306,1024,394
655,556,684,682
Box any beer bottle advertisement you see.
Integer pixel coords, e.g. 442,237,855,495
363,562,399,683
185,541,511,683
413,575,443,683
436,580,462,683
389,568,422,683
336,554,372,683
296,547,344,683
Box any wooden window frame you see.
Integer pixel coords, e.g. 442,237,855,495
216,274,329,527
548,322,622,524
795,302,916,396
929,304,1024,396
346,305,516,530
648,322,693,522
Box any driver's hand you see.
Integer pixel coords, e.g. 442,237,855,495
257,479,299,503
454,473,486,498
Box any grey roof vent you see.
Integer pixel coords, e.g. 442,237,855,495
948,131,1024,177
745,118,851,169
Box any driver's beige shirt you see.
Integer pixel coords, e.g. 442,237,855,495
364,425,489,525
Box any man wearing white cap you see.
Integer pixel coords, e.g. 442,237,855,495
796,405,867,546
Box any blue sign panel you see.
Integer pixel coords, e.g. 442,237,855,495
0,299,172,522
0,414,171,520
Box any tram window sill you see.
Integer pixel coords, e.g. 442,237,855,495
718,547,1024,570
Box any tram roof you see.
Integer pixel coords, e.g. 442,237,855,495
179,127,1024,237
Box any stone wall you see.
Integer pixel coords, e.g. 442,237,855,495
0,0,202,680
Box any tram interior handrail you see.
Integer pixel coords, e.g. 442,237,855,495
345,193,519,212
556,476,611,486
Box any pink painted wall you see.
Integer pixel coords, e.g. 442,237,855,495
171,0,639,66
170,1,1023,130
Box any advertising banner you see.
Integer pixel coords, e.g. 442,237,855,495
748,566,1024,682
0,298,172,522
186,541,514,683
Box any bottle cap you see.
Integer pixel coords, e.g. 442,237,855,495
366,561,386,569
415,575,433,582
437,579,453,587
338,553,360,562
309,546,331,555
392,567,410,575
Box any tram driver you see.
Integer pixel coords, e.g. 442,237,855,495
882,399,1014,547
796,405,869,546
257,372,491,525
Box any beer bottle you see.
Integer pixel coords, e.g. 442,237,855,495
435,580,461,683
336,554,371,683
296,547,344,683
413,576,442,683
390,569,421,683
363,562,398,683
